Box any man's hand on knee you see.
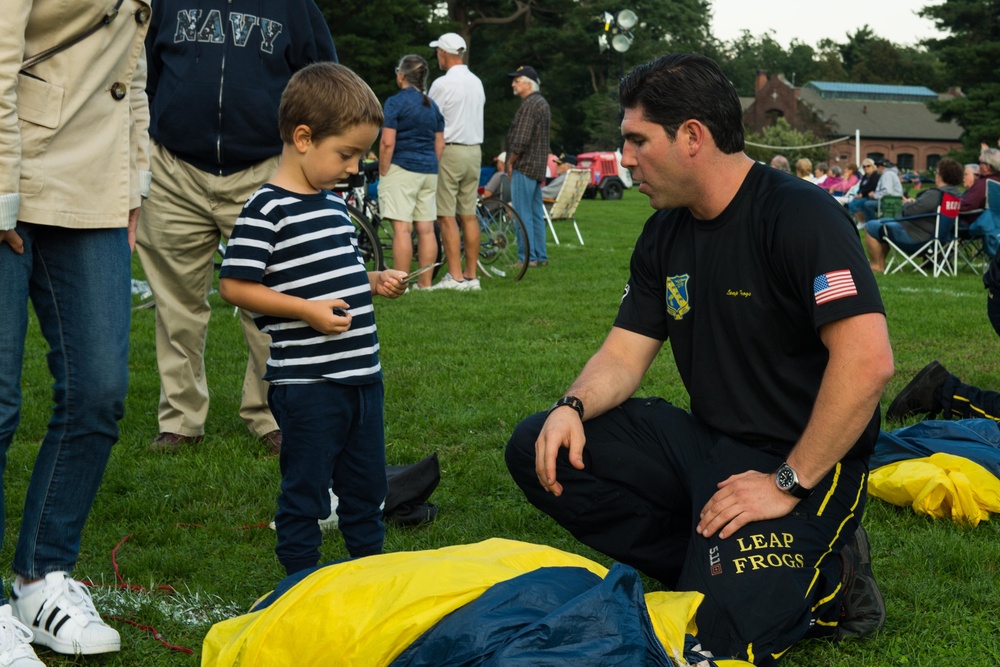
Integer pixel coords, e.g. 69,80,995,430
534,410,586,497
696,470,798,539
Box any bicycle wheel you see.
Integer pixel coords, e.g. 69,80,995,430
476,198,529,280
372,210,396,271
347,203,384,271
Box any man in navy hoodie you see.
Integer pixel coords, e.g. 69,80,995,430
136,2,336,454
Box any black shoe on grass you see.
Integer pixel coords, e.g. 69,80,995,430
885,360,949,422
838,525,885,639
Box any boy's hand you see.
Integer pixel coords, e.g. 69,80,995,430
374,269,408,298
301,299,353,334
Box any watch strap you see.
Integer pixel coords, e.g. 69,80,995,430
776,462,813,500
548,395,584,421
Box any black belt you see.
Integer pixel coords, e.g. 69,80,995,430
445,142,479,146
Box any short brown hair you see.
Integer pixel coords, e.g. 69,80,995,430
278,62,383,144
936,158,963,186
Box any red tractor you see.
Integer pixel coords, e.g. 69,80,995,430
576,150,633,200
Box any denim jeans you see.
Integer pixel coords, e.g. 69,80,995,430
848,197,879,222
269,380,387,575
864,219,924,254
0,223,130,599
511,170,548,263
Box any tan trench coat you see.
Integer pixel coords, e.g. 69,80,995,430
0,0,151,231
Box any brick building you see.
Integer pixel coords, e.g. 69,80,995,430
743,72,964,173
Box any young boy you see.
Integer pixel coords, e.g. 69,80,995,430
219,62,407,575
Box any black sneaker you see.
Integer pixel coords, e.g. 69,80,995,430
885,360,950,422
838,525,886,639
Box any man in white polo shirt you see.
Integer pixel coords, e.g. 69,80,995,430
428,32,486,291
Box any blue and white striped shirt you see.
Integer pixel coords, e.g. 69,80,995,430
221,185,381,385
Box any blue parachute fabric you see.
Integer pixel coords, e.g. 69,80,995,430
870,419,1000,477
390,563,673,667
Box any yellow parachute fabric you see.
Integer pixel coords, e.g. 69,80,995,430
201,538,754,667
868,453,1000,526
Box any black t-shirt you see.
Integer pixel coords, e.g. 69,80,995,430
615,162,884,457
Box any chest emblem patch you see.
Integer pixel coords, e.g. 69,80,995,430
665,274,691,320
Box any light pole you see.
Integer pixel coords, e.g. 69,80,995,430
598,9,638,81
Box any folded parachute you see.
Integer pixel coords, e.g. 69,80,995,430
202,538,753,667
868,419,1000,525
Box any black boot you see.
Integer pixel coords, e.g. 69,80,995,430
885,360,950,422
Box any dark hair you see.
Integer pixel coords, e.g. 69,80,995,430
936,157,963,186
278,62,383,144
397,54,431,107
619,53,744,154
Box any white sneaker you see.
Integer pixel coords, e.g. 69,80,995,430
318,487,340,532
0,605,44,667
458,277,481,291
429,273,465,290
269,487,340,532
11,573,120,656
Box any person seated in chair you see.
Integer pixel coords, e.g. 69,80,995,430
845,159,879,213
481,152,511,203
813,161,831,187
542,154,576,201
850,159,902,224
832,163,860,204
963,162,980,190
959,149,1000,256
822,165,844,194
960,149,1000,219
863,158,963,273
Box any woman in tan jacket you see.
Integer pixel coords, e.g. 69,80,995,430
0,1,151,663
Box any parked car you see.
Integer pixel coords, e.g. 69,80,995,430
576,150,633,200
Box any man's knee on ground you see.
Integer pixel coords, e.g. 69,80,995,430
504,412,546,481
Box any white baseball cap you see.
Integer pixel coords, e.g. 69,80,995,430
430,33,467,55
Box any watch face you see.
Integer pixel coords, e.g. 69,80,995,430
776,465,795,490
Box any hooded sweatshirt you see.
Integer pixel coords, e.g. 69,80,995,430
145,1,337,175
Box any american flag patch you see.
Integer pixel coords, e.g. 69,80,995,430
813,269,857,305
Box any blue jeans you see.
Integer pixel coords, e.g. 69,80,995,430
847,197,880,222
270,381,387,575
864,219,924,254
511,170,548,263
0,223,130,598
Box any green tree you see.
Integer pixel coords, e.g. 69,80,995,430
314,0,715,159
920,0,1000,150
744,117,830,166
837,27,948,89
434,0,714,154
714,30,789,96
315,0,445,103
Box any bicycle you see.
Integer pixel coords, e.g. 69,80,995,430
336,162,530,281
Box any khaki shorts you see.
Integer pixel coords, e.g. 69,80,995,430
436,144,482,217
377,164,438,223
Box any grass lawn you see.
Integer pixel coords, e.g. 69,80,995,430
7,192,1000,666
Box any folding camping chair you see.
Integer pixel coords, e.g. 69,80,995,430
885,192,961,277
877,195,904,220
543,168,589,245
958,179,1000,274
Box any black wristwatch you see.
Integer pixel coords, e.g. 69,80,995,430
775,462,813,500
548,395,584,421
